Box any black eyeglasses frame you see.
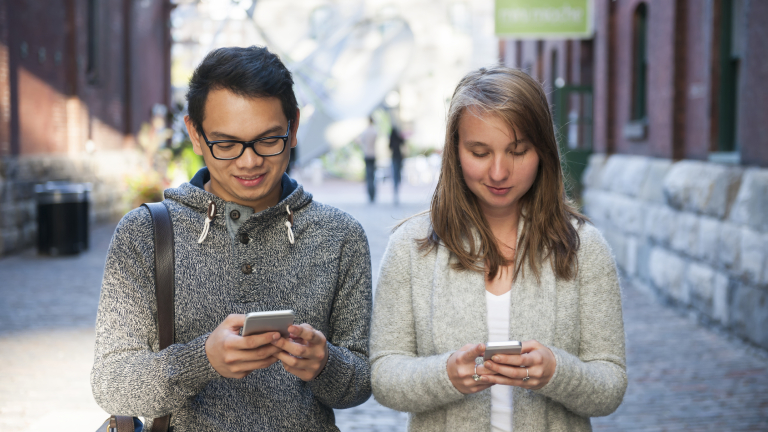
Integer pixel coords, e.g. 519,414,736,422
199,121,292,160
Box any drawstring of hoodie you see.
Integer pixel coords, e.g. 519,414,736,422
197,201,294,245
285,205,295,244
198,201,217,244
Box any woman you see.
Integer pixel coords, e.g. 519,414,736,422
369,66,626,431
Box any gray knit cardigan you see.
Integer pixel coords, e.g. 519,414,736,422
370,214,627,432
91,180,372,431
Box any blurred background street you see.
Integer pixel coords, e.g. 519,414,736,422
2,0,768,430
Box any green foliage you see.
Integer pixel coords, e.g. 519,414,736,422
125,110,204,209
322,142,365,181
167,140,205,184
125,171,167,207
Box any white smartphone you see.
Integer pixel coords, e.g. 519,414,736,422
240,310,295,338
484,340,522,361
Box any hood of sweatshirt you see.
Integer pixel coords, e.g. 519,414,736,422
163,167,313,246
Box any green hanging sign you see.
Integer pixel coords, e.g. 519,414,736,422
495,0,593,39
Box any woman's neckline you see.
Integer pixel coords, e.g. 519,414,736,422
486,289,511,298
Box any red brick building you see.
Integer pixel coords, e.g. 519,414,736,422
501,0,768,168
0,0,173,254
501,0,768,351
0,0,172,156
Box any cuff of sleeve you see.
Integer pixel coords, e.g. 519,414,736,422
532,345,575,401
435,351,465,401
167,332,220,392
308,342,372,408
369,351,464,413
309,342,345,388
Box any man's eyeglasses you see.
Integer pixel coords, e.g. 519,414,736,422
200,121,291,160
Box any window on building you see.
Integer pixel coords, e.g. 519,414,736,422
631,3,648,121
87,0,99,83
550,49,559,92
535,41,544,81
715,0,743,155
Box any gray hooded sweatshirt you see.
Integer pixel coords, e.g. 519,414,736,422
91,170,372,431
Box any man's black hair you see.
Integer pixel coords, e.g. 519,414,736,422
186,46,298,135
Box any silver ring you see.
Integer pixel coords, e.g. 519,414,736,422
522,368,530,382
472,364,481,382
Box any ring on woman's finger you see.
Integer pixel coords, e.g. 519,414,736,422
522,368,530,382
472,364,481,382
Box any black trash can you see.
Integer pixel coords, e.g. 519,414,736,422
35,182,91,255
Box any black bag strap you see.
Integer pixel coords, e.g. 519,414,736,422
142,202,175,432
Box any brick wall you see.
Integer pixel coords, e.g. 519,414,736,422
0,0,8,156
681,0,711,160
130,0,172,136
3,0,171,155
738,0,768,167
503,0,768,168
0,0,172,255
74,0,132,146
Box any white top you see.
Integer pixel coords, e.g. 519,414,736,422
486,290,513,432
360,124,377,158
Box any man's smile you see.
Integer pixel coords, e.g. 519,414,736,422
234,173,266,187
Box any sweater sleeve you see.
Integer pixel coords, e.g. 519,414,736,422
370,223,465,413
90,208,219,418
534,225,628,417
308,219,373,409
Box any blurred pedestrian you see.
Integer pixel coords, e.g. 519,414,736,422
91,46,372,432
389,125,405,204
370,66,626,431
360,116,377,202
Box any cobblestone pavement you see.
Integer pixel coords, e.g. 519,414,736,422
592,282,768,431
1,178,767,431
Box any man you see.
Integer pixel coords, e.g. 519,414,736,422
359,116,377,202
91,46,372,431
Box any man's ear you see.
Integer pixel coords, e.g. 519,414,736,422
290,109,301,149
184,115,205,156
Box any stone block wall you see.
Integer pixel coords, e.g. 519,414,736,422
582,154,768,350
0,151,146,255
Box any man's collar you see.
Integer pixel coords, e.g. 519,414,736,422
189,166,210,189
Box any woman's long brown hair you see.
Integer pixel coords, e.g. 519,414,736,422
419,66,587,282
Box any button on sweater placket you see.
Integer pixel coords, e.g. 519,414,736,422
241,263,253,274
237,229,252,276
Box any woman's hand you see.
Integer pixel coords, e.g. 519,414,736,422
481,340,556,390
447,343,496,394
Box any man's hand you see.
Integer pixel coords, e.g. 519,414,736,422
205,314,282,379
270,324,329,381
